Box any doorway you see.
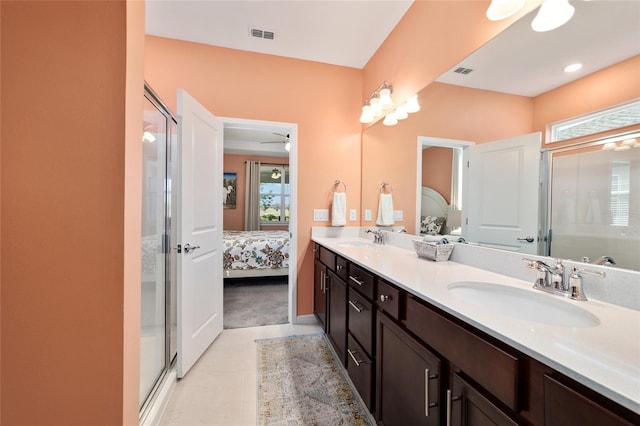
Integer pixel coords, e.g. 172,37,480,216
221,118,298,327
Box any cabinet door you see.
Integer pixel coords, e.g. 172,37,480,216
313,258,327,330
377,313,441,425
449,373,518,426
327,269,347,365
544,375,638,426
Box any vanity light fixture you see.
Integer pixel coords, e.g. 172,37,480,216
271,168,281,179
285,141,290,152
404,94,420,113
360,81,393,123
600,134,640,151
531,0,575,32
486,0,525,21
383,113,398,126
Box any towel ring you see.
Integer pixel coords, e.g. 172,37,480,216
334,180,347,193
380,182,393,194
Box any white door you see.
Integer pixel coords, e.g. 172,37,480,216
466,132,541,254
176,89,223,378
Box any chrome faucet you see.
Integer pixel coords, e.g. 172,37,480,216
367,229,385,245
522,258,605,301
593,256,616,266
524,258,565,290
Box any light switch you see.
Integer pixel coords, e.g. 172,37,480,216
364,209,372,221
313,209,329,221
349,209,357,221
393,210,403,221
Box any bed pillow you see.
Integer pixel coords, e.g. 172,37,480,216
421,216,446,235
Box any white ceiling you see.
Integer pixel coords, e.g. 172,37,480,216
146,1,640,155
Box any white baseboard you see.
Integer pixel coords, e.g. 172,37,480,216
294,314,318,324
140,369,176,426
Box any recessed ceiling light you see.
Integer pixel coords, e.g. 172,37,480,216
564,63,583,73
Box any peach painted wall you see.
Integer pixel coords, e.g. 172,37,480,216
1,2,143,424
422,147,453,204
145,36,363,316
223,154,289,231
362,83,533,234
123,1,145,423
362,0,539,110
533,56,640,144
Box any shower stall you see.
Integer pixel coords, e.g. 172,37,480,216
139,84,178,416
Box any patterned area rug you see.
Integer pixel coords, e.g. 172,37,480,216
257,333,374,425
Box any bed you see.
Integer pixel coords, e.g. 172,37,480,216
222,230,290,278
419,187,450,236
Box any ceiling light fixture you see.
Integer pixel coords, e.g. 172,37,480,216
142,131,156,143
531,0,575,32
563,63,583,73
486,0,525,21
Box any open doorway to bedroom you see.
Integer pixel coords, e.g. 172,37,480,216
221,118,297,329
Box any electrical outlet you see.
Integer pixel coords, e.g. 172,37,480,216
349,209,357,221
393,210,403,221
364,209,372,221
313,209,329,221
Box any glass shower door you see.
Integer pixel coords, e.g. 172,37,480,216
140,90,171,410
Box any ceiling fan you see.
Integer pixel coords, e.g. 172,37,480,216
260,133,290,151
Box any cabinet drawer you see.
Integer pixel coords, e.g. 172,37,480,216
336,256,348,281
377,279,401,320
348,288,374,357
348,263,375,300
347,334,374,412
450,373,518,426
405,296,520,411
319,246,336,270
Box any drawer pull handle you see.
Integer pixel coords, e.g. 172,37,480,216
349,276,364,286
380,294,389,302
337,265,344,270
347,349,363,367
348,300,363,312
446,389,461,426
424,369,438,417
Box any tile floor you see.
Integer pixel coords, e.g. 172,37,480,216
159,322,323,425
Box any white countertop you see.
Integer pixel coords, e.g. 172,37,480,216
312,235,640,414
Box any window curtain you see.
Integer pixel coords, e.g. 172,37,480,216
244,161,261,231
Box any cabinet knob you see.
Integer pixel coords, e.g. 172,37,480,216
380,294,389,302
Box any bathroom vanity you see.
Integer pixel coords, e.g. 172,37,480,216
312,230,640,425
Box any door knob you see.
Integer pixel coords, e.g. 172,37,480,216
517,236,535,243
183,243,201,253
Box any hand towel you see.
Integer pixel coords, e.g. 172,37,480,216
376,193,395,226
585,196,601,224
331,192,347,226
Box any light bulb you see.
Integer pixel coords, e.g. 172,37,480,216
379,87,393,109
486,0,525,21
563,63,582,73
359,105,374,124
405,94,420,113
285,142,290,152
370,97,383,116
602,142,617,150
383,114,398,126
531,0,575,32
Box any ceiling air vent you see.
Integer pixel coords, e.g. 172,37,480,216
454,67,474,75
249,27,275,40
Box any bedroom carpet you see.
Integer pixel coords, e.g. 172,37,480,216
256,333,374,425
224,277,288,329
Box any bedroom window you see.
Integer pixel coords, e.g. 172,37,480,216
259,165,289,224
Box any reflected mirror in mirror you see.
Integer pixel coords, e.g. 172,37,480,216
361,1,640,271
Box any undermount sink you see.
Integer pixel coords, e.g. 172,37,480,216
337,240,375,248
447,281,600,328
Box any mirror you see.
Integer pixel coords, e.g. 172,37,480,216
361,1,640,271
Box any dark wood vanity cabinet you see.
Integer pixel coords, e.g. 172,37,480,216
313,257,327,329
327,268,347,366
313,243,640,425
377,312,442,425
